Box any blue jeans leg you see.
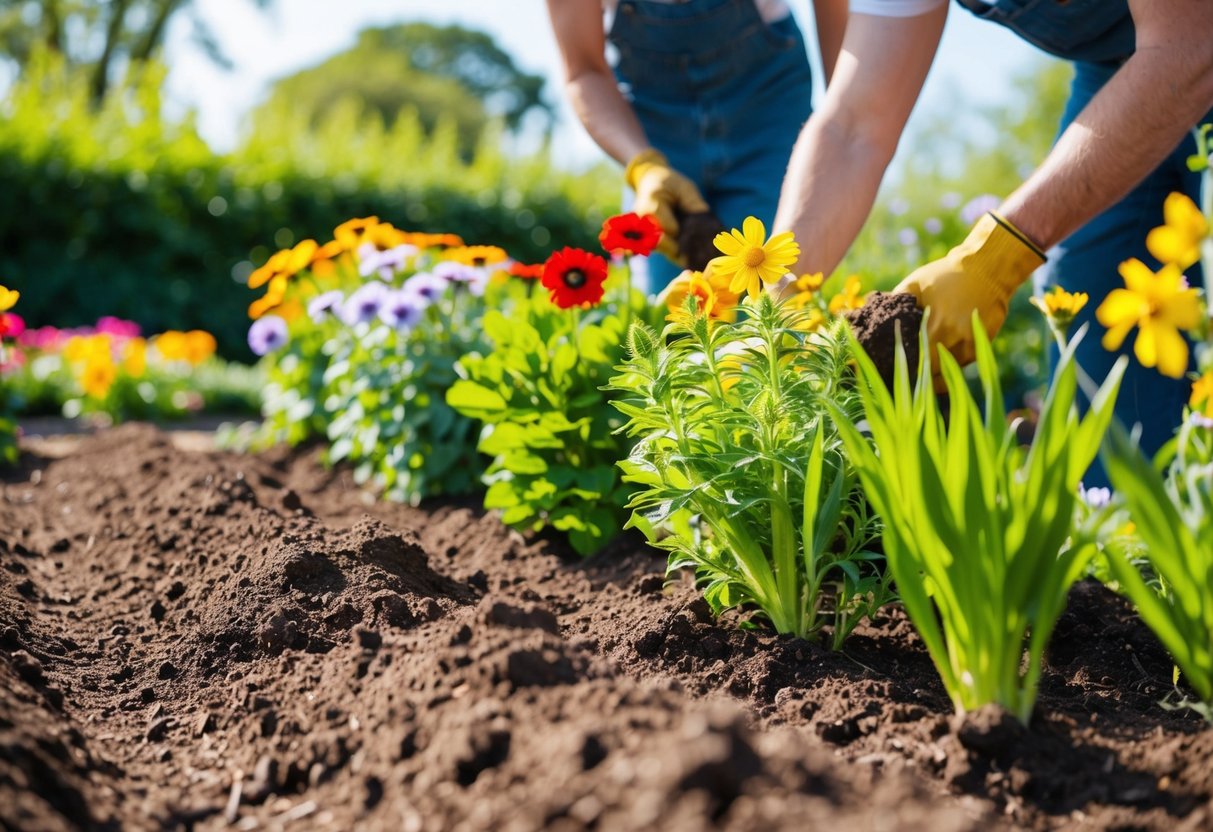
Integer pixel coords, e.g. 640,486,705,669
1038,62,1206,487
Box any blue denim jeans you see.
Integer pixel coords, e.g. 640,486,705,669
609,0,814,291
1036,61,1210,486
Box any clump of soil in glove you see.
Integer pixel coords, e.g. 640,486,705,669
678,211,728,272
846,292,923,390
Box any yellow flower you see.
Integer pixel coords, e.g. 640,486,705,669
1146,192,1209,269
80,354,117,399
663,271,717,323
792,307,827,334
1192,371,1213,418
827,275,866,315
1097,258,1203,379
155,330,188,362
1030,286,1089,327
63,333,112,364
184,330,217,365
122,338,147,378
247,249,291,290
0,285,18,311
445,245,509,267
711,217,800,300
793,272,824,296
248,274,288,320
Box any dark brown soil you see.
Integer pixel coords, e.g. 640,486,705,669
847,291,923,389
677,211,727,273
2,426,1210,831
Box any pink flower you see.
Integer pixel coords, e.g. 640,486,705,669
95,316,141,339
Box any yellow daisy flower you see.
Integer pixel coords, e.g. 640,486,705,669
80,354,117,399
446,245,509,268
122,338,147,378
711,217,800,300
1030,286,1089,328
1192,371,1213,418
827,275,866,315
793,272,824,296
662,269,741,324
1096,258,1202,379
1146,192,1209,270
0,285,18,311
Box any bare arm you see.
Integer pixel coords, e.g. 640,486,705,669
546,0,651,165
812,0,849,83
773,7,948,277
1000,0,1213,249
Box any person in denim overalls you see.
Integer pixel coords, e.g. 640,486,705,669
547,0,847,290
770,0,1213,484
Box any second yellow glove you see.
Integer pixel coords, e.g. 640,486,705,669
894,212,1046,374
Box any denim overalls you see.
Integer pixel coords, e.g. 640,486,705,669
957,0,1211,484
609,0,814,290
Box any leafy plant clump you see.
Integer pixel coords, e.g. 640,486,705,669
447,282,643,556
835,314,1126,722
610,293,890,645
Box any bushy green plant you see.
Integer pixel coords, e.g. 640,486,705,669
609,294,890,644
447,277,644,556
1102,418,1213,717
834,316,1125,722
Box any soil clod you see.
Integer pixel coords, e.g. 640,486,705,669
846,291,924,389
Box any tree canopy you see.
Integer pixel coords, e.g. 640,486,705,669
0,0,271,103
252,22,552,153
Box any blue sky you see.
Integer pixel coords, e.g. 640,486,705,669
166,0,1052,171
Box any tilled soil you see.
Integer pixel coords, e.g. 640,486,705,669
1,426,1209,831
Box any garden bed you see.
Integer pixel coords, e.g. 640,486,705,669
1,426,1210,831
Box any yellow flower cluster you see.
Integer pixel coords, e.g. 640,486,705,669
661,269,740,325
1093,192,1208,381
61,329,217,400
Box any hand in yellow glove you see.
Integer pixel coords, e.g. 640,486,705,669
625,149,710,264
894,212,1046,381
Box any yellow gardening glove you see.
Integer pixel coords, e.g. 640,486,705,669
625,149,710,264
895,212,1046,383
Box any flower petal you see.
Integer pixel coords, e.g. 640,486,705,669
742,216,766,247
1095,289,1144,328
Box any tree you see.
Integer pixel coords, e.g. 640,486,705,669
252,21,553,152
0,0,271,104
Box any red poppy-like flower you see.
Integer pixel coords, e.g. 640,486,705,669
508,261,545,280
542,247,609,309
599,212,663,256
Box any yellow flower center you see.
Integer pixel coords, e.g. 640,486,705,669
742,246,766,269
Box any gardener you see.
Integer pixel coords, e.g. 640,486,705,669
772,0,1213,478
546,0,847,290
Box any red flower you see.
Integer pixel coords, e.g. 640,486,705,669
599,212,663,257
542,247,609,309
0,313,25,340
508,261,545,280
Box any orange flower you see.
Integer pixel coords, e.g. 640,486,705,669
508,261,546,280
249,275,288,320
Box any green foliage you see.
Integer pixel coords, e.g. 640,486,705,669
447,280,643,556
609,295,890,644
0,52,614,357
0,344,16,466
0,1,271,103
1103,417,1213,716
834,317,1126,722
257,22,552,147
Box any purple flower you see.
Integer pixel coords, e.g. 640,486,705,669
1192,413,1213,430
248,315,288,356
379,289,424,330
924,217,943,236
888,197,910,217
960,194,1001,226
898,228,919,247
402,272,448,305
939,192,962,211
357,243,419,281
433,261,488,296
308,290,344,323
1078,483,1112,509
342,282,389,326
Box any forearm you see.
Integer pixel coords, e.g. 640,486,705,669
773,114,893,279
1002,36,1213,248
564,70,652,166
813,0,849,83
